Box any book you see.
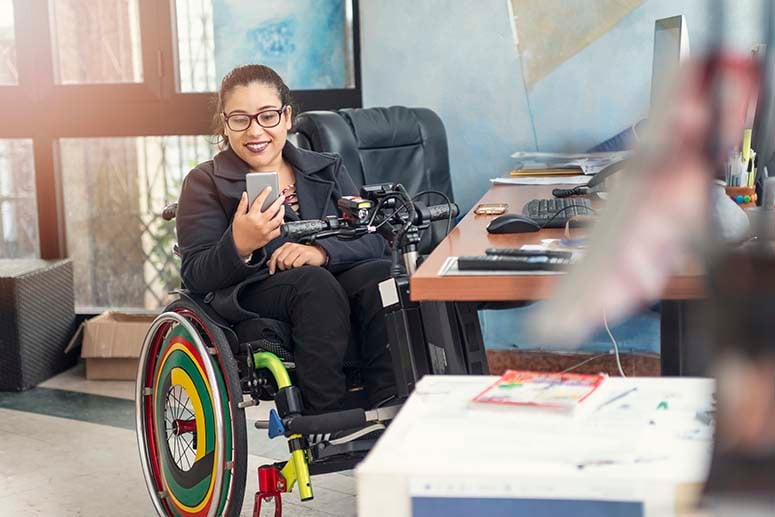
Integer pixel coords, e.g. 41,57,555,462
470,370,607,414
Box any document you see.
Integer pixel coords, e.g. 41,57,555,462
491,176,590,186
510,150,630,175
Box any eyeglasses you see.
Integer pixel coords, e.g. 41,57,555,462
223,105,287,131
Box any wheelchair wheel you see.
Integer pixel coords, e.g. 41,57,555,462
136,300,247,516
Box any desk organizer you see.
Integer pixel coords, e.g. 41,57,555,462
726,186,757,208
0,259,77,390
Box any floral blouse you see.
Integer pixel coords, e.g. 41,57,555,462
281,183,299,213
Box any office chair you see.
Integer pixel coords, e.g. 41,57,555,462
294,106,454,253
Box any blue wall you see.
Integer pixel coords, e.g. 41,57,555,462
360,0,765,212
360,0,766,352
531,1,765,152
359,0,535,213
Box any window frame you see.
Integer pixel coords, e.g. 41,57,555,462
2,0,362,260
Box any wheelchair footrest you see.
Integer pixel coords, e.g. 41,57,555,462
308,440,376,475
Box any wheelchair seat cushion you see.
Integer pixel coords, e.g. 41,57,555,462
235,317,292,349
235,315,363,369
242,338,295,363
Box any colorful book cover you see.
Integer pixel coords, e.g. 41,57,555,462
471,370,607,413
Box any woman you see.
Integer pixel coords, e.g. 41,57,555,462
176,64,396,412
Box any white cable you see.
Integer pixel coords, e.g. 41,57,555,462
328,423,386,446
603,308,626,377
561,352,609,374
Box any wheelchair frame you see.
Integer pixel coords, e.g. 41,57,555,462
135,183,462,516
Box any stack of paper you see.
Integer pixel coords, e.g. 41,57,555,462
491,175,591,186
510,150,630,176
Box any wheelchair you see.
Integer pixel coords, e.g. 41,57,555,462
135,183,457,516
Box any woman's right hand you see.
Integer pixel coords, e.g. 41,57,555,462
232,187,285,258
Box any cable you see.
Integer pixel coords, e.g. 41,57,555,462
603,308,626,377
396,185,416,237
552,185,590,198
413,189,454,236
560,352,609,374
367,196,385,226
328,423,386,445
538,204,597,230
368,193,400,226
375,202,409,230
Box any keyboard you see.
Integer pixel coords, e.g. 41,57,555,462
522,197,594,228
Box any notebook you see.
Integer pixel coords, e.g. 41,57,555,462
470,370,607,415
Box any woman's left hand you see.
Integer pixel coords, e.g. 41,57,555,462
268,243,328,274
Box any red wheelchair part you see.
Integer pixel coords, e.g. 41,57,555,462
253,465,287,517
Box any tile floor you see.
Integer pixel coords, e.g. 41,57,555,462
0,363,357,516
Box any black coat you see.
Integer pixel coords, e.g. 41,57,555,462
176,142,387,322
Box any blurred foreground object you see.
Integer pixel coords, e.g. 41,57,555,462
533,50,775,513
533,56,760,345
703,250,775,509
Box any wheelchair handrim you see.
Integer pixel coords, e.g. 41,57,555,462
136,312,227,517
176,307,241,516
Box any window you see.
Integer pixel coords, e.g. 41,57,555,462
174,0,216,93
59,136,216,311
0,140,38,258
50,0,143,84
0,0,17,85
0,1,360,312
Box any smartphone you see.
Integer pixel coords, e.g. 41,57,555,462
474,203,508,215
246,171,280,212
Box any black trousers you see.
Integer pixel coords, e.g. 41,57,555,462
240,260,397,410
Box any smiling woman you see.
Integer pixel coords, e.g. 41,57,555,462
175,64,396,413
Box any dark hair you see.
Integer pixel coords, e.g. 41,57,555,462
212,64,297,148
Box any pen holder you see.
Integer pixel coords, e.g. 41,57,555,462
725,186,757,208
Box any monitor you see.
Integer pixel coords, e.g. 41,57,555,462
650,15,690,111
752,43,775,187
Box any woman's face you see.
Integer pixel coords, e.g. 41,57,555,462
222,81,292,172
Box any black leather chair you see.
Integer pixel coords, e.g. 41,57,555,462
293,106,454,253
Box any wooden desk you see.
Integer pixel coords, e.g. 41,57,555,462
410,184,707,376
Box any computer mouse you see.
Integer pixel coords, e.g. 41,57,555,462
486,213,541,234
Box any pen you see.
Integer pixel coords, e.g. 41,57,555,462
595,386,638,411
576,456,668,469
739,154,748,187
745,157,753,188
742,128,752,162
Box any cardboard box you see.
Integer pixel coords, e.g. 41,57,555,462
65,311,157,381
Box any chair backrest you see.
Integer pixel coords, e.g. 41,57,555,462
294,106,454,253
